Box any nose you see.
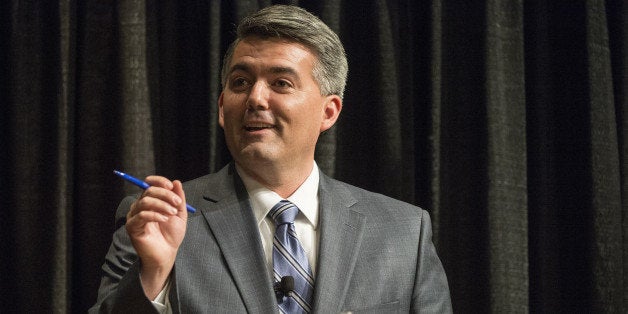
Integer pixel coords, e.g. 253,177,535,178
246,81,270,110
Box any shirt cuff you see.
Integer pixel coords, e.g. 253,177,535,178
150,279,172,314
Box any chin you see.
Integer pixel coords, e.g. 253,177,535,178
235,146,278,165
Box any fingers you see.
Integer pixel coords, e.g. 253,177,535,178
128,207,171,223
145,175,174,189
135,192,179,215
171,180,188,218
127,176,183,220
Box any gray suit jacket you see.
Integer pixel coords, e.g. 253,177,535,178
90,164,452,313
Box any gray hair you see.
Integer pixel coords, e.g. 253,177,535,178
220,5,348,98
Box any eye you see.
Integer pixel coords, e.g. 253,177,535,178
229,77,251,91
273,79,293,90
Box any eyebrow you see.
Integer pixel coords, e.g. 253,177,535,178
229,63,300,79
269,66,299,77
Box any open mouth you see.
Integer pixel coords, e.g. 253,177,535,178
244,123,274,132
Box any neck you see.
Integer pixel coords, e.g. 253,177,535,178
235,160,314,198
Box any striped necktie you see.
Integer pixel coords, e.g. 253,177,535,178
269,200,314,313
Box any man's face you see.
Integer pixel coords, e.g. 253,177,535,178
219,37,341,174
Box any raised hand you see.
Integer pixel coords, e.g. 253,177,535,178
125,176,188,299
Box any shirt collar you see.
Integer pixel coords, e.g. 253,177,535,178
236,162,320,228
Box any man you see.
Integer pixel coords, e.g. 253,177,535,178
91,5,451,313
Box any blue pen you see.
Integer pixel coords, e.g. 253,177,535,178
113,170,197,213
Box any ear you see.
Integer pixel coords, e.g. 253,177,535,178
218,92,225,128
320,95,342,132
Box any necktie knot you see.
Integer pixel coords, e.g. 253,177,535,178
269,200,299,225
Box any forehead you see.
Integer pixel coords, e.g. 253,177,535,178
229,37,317,73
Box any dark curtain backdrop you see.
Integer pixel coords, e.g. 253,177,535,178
1,0,626,313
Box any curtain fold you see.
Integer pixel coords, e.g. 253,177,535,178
484,1,529,312
1,0,626,312
584,1,623,312
610,0,628,309
53,0,75,311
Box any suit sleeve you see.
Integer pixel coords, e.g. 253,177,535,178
88,196,161,314
411,210,453,313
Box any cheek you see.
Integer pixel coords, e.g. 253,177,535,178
221,97,244,124
293,106,325,136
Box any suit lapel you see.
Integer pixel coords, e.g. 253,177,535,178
199,165,277,313
312,174,365,313
188,165,365,313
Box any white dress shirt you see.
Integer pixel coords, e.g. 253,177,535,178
152,163,321,312
238,162,320,276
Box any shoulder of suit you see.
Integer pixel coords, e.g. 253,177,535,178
322,174,426,218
